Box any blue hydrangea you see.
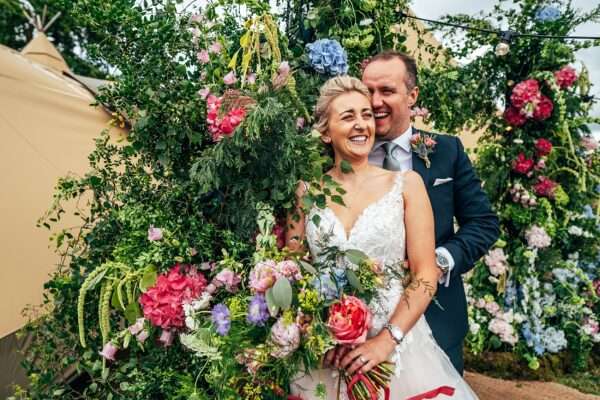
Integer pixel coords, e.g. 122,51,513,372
522,322,545,355
541,327,567,353
582,204,595,219
535,6,561,22
306,39,349,76
504,281,517,307
311,270,347,300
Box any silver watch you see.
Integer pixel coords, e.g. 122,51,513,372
384,322,404,345
435,250,450,275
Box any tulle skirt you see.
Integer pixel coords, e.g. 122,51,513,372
290,316,478,400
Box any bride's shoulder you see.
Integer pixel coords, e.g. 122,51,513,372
400,170,425,190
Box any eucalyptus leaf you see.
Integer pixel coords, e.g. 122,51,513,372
299,260,317,275
340,160,353,174
346,270,363,292
265,287,280,317
345,249,369,265
272,277,293,310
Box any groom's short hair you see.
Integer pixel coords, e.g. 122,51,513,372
368,50,418,90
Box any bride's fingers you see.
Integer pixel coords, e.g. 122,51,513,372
360,359,376,374
347,356,367,375
339,347,361,370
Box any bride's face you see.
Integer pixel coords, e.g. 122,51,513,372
323,91,375,162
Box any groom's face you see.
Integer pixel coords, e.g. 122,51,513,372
362,58,419,140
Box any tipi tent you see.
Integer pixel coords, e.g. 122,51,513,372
0,32,126,396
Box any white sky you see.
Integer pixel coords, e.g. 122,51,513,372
410,0,600,135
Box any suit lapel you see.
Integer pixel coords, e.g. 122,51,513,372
411,127,431,187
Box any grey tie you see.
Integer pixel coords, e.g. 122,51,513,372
382,142,403,171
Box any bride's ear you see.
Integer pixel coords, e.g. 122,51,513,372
321,134,332,144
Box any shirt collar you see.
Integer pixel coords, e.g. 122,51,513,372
374,125,413,152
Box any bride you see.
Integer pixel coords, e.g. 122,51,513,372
286,76,478,399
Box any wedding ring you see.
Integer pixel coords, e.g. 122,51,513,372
359,356,368,364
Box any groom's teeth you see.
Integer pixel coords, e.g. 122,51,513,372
374,112,389,119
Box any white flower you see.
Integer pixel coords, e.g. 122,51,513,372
525,225,551,249
183,302,194,317
359,18,373,26
469,322,481,335
568,225,583,236
192,292,212,310
185,316,197,330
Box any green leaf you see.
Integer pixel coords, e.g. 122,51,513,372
272,277,293,310
315,194,326,208
299,260,317,275
346,270,363,292
111,289,124,311
345,249,369,265
340,160,353,174
265,288,280,317
124,302,141,324
331,195,345,206
140,268,157,292
123,332,132,349
311,213,321,226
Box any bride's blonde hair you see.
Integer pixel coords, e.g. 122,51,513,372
313,76,371,134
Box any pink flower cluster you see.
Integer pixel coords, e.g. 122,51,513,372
554,66,577,89
248,260,302,293
206,95,247,142
504,79,553,126
139,264,208,329
410,106,430,118
484,248,509,276
269,317,301,358
525,225,552,249
211,268,241,293
474,299,519,345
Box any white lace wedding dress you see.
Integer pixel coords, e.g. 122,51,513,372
290,173,478,400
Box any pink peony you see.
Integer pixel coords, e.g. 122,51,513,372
139,264,207,329
533,176,558,198
197,50,210,64
510,79,541,108
533,95,553,120
223,71,237,85
535,138,553,156
554,66,577,89
504,106,527,126
484,248,508,277
249,260,278,293
99,342,118,361
327,295,372,345
525,225,552,249
148,226,163,241
212,268,241,293
208,41,222,54
269,318,301,358
276,260,302,281
512,153,534,175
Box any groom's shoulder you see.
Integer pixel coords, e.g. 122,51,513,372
419,130,461,150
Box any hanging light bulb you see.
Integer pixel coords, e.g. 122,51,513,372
495,30,514,56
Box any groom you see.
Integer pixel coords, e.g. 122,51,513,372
362,51,500,374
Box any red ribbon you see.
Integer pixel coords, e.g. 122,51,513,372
346,373,390,400
406,385,455,400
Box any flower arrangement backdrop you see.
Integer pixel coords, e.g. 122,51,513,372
11,0,599,399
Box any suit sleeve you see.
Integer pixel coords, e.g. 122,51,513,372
442,137,500,276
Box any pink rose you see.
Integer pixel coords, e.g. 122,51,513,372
249,260,278,293
327,295,372,345
99,342,118,361
209,41,222,54
197,50,210,64
223,71,237,85
148,226,163,241
213,268,241,292
554,66,577,89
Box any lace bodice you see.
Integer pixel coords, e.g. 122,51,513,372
305,173,406,337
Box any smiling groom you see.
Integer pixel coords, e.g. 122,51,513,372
362,50,500,374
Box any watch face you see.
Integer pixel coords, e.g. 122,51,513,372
436,254,449,268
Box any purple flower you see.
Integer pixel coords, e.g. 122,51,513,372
211,303,231,336
247,294,270,326
148,226,163,241
99,342,118,361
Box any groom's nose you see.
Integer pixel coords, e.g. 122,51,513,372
371,91,384,108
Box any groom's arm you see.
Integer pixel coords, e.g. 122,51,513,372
442,137,499,277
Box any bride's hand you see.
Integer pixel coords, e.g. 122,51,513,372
339,333,395,375
323,345,352,368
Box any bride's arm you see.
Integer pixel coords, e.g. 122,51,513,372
285,181,308,253
340,171,441,375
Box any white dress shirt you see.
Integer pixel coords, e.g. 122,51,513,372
368,125,455,287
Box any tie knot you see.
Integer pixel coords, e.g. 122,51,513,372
382,141,399,156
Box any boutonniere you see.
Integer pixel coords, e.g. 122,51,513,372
410,131,437,168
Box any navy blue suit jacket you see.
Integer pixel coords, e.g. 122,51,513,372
411,130,499,354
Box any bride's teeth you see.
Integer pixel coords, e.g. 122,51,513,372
349,136,368,143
